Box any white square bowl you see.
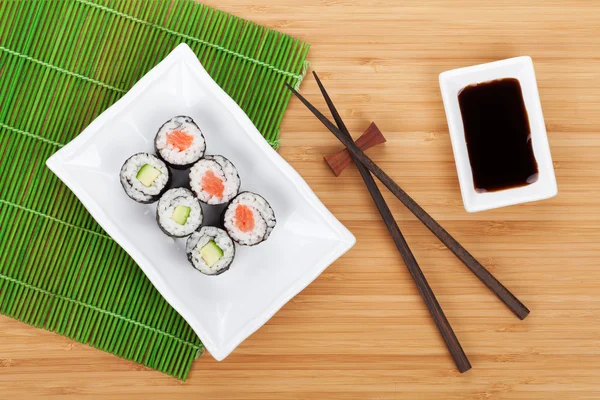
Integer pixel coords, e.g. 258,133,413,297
46,43,355,361
439,56,557,212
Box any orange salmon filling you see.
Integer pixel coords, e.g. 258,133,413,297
166,130,194,151
201,170,224,199
235,205,254,232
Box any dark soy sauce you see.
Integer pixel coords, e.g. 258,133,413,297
458,78,538,193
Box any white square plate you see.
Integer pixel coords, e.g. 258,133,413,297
439,56,557,212
46,43,355,361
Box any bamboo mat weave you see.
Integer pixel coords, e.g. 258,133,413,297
0,0,309,380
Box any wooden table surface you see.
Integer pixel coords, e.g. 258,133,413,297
2,0,600,398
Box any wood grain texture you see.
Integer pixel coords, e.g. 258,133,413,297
1,0,600,398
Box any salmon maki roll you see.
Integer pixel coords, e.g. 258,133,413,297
155,115,206,169
222,192,276,246
189,155,241,205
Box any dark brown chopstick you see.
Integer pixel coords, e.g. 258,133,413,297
313,73,471,372
286,82,530,321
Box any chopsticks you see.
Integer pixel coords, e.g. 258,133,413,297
312,73,471,373
285,80,530,321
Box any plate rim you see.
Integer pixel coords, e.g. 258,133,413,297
46,43,356,361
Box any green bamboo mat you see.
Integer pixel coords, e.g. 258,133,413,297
0,0,309,380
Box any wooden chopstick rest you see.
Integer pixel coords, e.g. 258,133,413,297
324,122,386,176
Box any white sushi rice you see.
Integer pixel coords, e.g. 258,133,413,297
186,226,235,275
223,192,276,246
120,153,170,203
155,115,206,167
156,188,203,237
189,155,241,205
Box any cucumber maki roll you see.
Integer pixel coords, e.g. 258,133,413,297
189,155,241,205
222,192,276,246
186,226,235,275
120,153,171,203
155,115,206,169
156,188,203,238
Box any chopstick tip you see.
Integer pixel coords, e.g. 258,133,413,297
517,307,531,320
459,363,473,374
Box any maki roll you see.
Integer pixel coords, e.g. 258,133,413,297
186,226,235,275
156,188,203,237
120,153,171,203
223,192,276,246
155,115,206,169
189,155,241,205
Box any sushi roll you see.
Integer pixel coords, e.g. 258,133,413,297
120,153,171,203
156,188,203,237
189,155,241,205
155,115,206,169
186,226,235,275
222,192,276,246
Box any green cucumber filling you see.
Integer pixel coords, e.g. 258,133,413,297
136,164,161,187
171,205,191,225
200,241,223,267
